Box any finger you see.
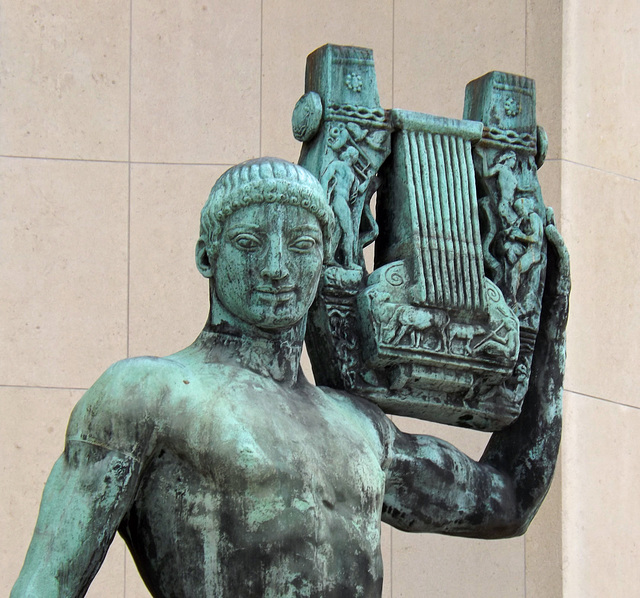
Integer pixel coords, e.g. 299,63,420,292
545,225,570,270
546,206,556,226
544,224,571,296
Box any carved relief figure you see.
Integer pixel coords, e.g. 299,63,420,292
384,304,449,352
509,195,545,298
12,157,569,598
448,323,484,356
480,150,544,296
483,150,520,227
474,322,514,358
321,145,362,268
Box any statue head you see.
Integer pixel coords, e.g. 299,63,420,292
340,146,359,165
197,158,334,265
496,150,517,168
196,158,335,331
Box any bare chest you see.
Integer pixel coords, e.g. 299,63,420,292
123,382,388,596
195,391,382,504
164,382,387,508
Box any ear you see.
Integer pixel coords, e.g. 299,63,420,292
195,238,214,278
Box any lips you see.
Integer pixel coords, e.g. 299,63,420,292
254,286,296,301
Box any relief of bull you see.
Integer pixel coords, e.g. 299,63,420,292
383,304,450,352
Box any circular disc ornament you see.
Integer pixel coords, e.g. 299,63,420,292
292,92,323,142
536,125,548,168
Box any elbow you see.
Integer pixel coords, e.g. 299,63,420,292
466,505,533,539
499,518,530,539
485,513,533,539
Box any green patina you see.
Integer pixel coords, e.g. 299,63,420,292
12,45,569,598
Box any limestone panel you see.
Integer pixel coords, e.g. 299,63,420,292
524,460,562,598
525,0,563,160
88,538,126,597
261,0,393,161
125,550,154,597
394,0,526,120
0,386,125,596
0,1,130,161
130,0,261,164
128,164,226,357
562,391,640,596
561,162,640,408
391,531,524,597
0,158,128,388
300,344,315,384
563,0,640,179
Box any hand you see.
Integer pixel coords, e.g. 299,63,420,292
543,217,571,333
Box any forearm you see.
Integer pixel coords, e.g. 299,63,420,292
480,228,568,533
12,443,141,597
481,342,563,534
384,332,564,538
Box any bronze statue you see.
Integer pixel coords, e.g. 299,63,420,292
12,45,569,598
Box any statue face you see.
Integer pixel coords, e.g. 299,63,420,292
213,203,324,331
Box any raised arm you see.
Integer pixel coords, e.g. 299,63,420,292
11,360,157,597
383,221,569,538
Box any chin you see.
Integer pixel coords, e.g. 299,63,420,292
256,317,303,332
253,309,306,332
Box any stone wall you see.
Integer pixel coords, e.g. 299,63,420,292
1,1,637,596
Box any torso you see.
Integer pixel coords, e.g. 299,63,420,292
115,356,392,598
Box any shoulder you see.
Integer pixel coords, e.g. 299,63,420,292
73,355,191,410
319,385,387,418
66,356,190,460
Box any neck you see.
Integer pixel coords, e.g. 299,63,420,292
193,290,305,385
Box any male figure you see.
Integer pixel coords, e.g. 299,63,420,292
320,146,361,268
508,195,545,299
12,158,569,598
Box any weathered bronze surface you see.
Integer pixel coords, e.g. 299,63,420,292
298,45,553,431
12,45,569,598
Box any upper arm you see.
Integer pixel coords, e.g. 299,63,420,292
12,358,164,597
65,358,163,459
382,429,521,539
12,442,143,597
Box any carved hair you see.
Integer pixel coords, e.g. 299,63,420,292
495,150,517,165
340,146,359,163
199,157,335,260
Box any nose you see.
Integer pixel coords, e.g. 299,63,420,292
260,238,289,281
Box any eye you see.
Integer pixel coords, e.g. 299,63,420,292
289,236,317,252
289,235,318,252
232,233,261,251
